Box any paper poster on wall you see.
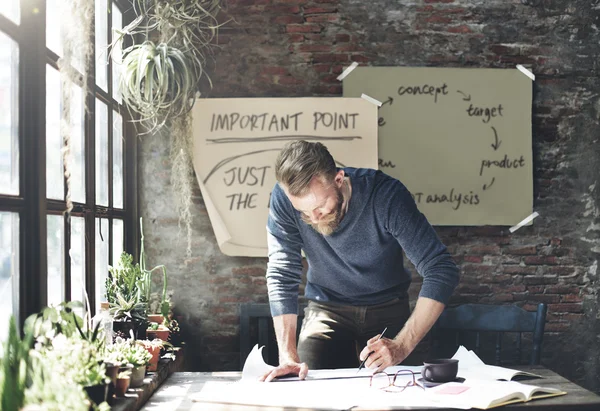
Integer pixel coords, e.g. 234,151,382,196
343,67,533,226
191,98,378,257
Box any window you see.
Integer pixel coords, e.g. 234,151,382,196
0,0,136,330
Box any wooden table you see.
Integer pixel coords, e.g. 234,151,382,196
140,366,600,410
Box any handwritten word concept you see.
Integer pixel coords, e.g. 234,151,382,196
226,193,258,210
397,83,449,103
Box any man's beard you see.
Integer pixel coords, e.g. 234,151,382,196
301,187,345,236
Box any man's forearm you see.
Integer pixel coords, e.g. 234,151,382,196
273,314,300,363
393,296,445,350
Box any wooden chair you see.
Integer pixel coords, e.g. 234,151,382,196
430,303,547,366
239,302,307,370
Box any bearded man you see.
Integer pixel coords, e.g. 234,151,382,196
261,140,459,381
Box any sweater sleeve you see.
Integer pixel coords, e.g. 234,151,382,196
266,183,304,316
377,178,460,304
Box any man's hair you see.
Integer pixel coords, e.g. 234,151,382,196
274,140,337,196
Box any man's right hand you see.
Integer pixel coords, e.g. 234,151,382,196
259,361,309,382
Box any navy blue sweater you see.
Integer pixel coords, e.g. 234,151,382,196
266,168,459,317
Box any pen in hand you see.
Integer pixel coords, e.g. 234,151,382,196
356,327,388,374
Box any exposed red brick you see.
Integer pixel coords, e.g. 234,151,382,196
274,15,304,24
332,34,350,43
298,44,332,52
313,64,331,73
545,323,571,332
312,54,349,63
288,33,304,42
350,55,370,62
524,256,559,265
523,276,558,285
232,267,265,276
544,266,577,276
561,294,583,303
502,265,537,275
424,0,455,3
424,16,452,24
545,285,580,294
447,25,472,33
469,245,501,255
277,76,305,85
463,255,483,263
490,293,514,302
504,246,537,255
335,44,367,52
286,24,322,33
548,303,583,313
261,66,290,75
306,15,339,23
304,6,337,14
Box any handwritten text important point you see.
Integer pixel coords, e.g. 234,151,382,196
509,212,539,233
337,62,359,81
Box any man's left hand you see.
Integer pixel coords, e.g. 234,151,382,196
359,336,411,374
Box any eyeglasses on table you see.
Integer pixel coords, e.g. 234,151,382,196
369,369,425,393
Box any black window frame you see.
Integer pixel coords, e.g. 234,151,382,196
0,0,138,326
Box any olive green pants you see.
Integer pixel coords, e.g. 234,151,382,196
297,297,411,369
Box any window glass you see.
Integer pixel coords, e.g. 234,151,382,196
96,99,108,206
111,3,122,102
0,32,19,196
70,216,86,313
0,212,19,341
112,218,124,264
46,66,63,200
95,217,109,311
113,110,123,208
95,0,108,91
47,215,65,307
70,86,85,203
0,0,20,24
46,0,63,56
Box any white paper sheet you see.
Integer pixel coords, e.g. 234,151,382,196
452,345,541,381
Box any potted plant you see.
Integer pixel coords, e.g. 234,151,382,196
115,370,131,397
138,339,164,372
147,321,170,342
106,252,148,338
139,217,171,325
105,337,151,388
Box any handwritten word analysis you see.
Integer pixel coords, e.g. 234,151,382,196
313,112,359,130
211,112,303,132
412,188,480,211
479,154,525,176
223,166,270,187
397,83,449,103
466,103,504,123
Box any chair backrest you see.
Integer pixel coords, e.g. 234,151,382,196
431,303,547,365
239,303,306,370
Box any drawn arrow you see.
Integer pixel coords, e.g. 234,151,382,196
483,177,495,191
381,97,394,106
457,90,471,101
491,126,501,150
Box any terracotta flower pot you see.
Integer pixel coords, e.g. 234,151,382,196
145,345,161,372
129,365,146,388
147,328,170,342
148,314,164,324
115,376,130,397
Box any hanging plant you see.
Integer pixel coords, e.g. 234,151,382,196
120,41,201,132
113,0,228,256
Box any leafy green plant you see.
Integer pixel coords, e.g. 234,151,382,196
26,301,85,347
106,337,152,368
139,217,170,320
0,316,34,410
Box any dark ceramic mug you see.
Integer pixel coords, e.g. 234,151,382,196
422,358,459,382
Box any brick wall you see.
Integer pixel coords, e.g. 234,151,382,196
138,0,600,393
